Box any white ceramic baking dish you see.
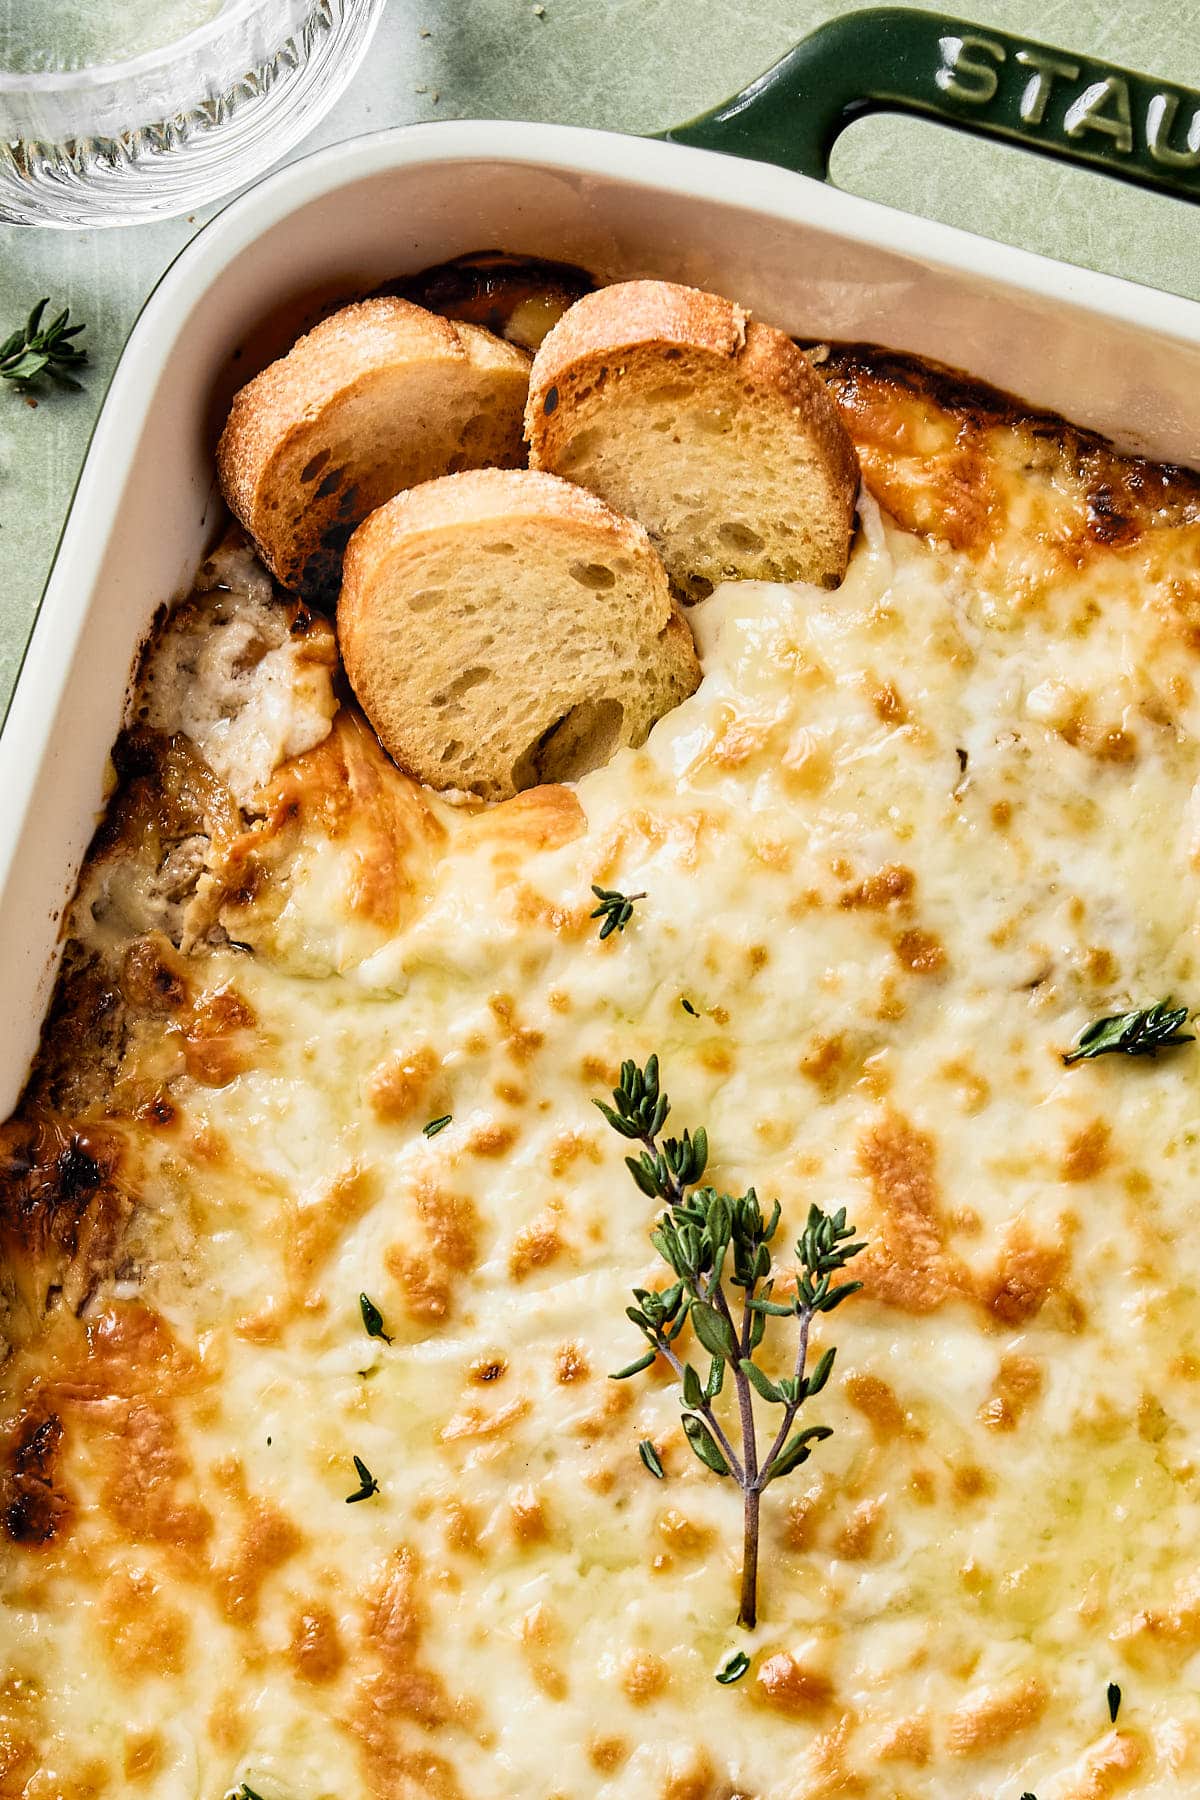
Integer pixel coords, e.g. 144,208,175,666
5,6,1200,1109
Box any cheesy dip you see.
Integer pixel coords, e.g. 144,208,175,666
4,347,1200,1800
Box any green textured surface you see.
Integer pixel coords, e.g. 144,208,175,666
0,0,1197,712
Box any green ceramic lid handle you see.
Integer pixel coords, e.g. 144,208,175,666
663,6,1200,204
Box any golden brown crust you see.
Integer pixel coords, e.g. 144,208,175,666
526,280,859,593
823,342,1200,556
217,298,530,600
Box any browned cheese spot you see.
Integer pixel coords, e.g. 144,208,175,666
123,1731,165,1782
352,1544,457,1800
979,1353,1044,1431
753,1651,835,1718
467,1121,519,1159
287,1163,379,1313
944,1675,1047,1756
555,1342,590,1384
843,1371,911,1442
509,1202,567,1281
101,1566,192,1678
660,1745,721,1800
855,1112,968,1313
588,1736,629,1773
871,1714,932,1765
520,1601,568,1700
839,864,915,911
182,984,258,1087
510,1485,550,1546
386,1180,481,1328
366,1044,444,1124
620,1648,669,1706
289,1603,346,1684
547,1130,602,1178
489,993,545,1065
783,1483,829,1552
981,1224,1074,1328
1060,1120,1113,1183
217,1498,305,1625
469,1354,507,1385
892,928,947,975
1060,1731,1145,1799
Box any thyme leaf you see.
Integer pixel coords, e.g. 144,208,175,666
638,1438,665,1479
345,1453,380,1503
590,885,645,940
715,1650,750,1684
423,1114,452,1138
1064,1001,1193,1065
359,1293,392,1343
1,298,87,391
1107,1681,1121,1722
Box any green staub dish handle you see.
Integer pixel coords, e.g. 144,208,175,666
662,6,1200,203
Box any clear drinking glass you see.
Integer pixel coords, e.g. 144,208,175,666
0,0,386,228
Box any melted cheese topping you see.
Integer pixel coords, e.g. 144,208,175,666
6,380,1200,1800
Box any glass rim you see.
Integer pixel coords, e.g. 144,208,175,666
0,0,315,94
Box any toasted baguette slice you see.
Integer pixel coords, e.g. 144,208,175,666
338,468,700,802
526,280,859,597
217,297,530,600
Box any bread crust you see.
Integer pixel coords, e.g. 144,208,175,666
525,280,860,591
217,297,530,600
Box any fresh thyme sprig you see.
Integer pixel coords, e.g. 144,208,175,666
590,885,645,939
1,298,87,391
1064,1001,1193,1065
597,1055,864,1629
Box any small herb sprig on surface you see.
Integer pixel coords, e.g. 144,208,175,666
1064,1001,1193,1065
1,299,87,391
590,885,645,940
423,1113,452,1138
597,1055,864,1629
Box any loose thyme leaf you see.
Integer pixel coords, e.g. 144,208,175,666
359,1292,392,1343
345,1453,380,1503
1,298,87,391
681,996,699,1016
1107,1681,1121,1722
423,1113,452,1138
590,884,646,939
638,1439,665,1479
715,1650,750,1684
1064,1001,1193,1064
